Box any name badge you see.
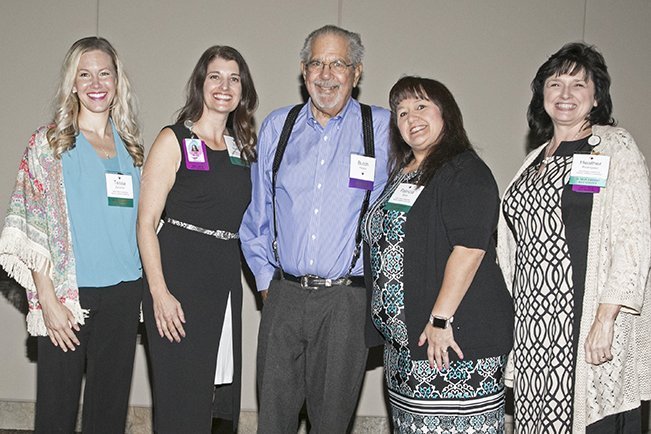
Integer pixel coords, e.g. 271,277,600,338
384,183,424,213
349,154,376,190
569,154,610,193
183,138,210,171
225,135,247,167
105,172,134,207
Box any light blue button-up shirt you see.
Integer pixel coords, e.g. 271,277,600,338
240,98,390,291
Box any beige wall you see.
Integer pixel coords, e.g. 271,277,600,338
1,0,650,424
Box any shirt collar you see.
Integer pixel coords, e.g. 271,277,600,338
305,97,356,127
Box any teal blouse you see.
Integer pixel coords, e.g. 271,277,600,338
61,121,141,287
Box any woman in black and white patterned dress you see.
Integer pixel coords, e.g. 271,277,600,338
499,42,651,433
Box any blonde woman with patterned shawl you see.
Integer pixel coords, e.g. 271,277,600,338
0,36,144,433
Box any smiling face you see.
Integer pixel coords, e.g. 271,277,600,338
202,57,242,115
543,70,597,131
73,49,116,115
302,33,362,124
395,97,445,162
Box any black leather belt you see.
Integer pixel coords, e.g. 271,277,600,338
282,273,365,289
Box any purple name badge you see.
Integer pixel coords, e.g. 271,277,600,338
348,154,375,190
349,178,374,190
572,184,600,193
183,138,210,171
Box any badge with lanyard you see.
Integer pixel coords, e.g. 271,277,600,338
182,120,210,171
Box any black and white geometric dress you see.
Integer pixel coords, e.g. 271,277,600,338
502,138,593,433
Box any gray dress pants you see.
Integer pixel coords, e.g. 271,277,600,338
257,278,369,433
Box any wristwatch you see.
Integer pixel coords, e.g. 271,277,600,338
429,314,454,329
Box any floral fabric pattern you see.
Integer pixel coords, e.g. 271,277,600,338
0,126,84,335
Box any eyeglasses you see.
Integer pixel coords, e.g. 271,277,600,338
304,59,354,74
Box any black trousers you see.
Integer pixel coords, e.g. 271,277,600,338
34,279,143,434
586,406,641,434
256,279,369,433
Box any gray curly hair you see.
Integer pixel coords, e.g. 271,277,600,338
299,25,365,65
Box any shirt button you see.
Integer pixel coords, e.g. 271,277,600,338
314,209,319,215
323,136,328,141
320,159,325,165
311,234,316,240
317,183,322,189
309,259,314,265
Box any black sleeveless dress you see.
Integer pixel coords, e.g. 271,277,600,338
142,123,251,433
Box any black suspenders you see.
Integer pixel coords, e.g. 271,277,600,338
270,102,375,277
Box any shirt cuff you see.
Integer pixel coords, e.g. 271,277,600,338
255,269,275,292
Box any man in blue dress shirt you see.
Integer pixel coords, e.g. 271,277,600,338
240,25,390,432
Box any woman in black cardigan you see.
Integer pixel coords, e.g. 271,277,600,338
362,76,513,433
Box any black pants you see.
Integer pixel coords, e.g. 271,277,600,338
586,407,641,434
256,279,369,433
34,279,143,434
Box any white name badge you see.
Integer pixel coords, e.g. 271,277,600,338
384,183,424,212
225,135,247,167
569,154,610,188
348,154,376,190
105,172,134,207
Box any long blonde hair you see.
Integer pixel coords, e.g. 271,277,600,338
46,36,144,166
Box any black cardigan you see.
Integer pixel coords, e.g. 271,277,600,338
365,150,514,361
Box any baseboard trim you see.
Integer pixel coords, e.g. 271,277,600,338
0,401,391,433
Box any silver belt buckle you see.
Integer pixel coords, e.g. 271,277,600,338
300,275,318,289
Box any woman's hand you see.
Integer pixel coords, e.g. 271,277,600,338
152,289,186,342
32,269,80,351
419,245,481,370
41,297,81,352
137,128,185,343
418,323,463,371
585,303,621,365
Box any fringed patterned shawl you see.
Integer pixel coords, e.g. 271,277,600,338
0,126,85,336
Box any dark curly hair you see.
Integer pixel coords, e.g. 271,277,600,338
388,76,473,185
528,42,615,141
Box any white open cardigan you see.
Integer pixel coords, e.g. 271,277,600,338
497,125,651,432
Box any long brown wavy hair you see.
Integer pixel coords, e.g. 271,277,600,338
176,46,258,163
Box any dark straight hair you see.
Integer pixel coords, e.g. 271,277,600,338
389,76,473,185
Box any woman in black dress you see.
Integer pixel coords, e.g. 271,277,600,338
137,46,258,433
